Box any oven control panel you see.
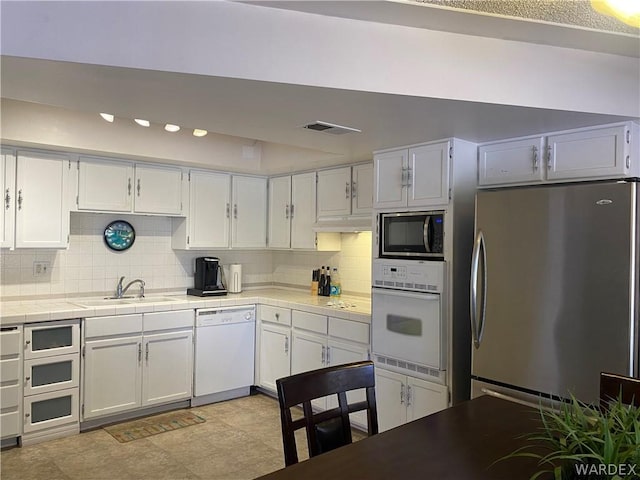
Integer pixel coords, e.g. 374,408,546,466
372,259,444,293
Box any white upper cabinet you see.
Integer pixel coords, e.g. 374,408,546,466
479,122,638,187
77,157,183,215
317,163,373,219
478,137,545,186
1,150,16,248
374,141,450,209
351,163,374,215
373,149,407,209
133,164,183,215
268,175,292,249
231,175,267,249
317,167,352,218
77,157,133,212
408,142,450,207
173,170,230,250
268,172,318,250
547,124,631,181
290,172,317,249
14,151,70,249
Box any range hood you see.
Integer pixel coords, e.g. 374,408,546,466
312,217,372,233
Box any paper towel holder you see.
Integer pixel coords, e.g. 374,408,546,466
229,264,242,293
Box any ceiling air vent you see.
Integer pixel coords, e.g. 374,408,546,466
302,121,361,135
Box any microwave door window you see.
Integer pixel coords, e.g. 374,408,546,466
385,216,427,254
387,315,422,336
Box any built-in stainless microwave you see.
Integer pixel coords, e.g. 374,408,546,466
379,211,444,260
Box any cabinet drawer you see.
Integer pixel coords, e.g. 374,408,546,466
23,387,79,434
1,358,20,382
25,320,80,359
24,353,79,397
260,306,291,326
0,329,21,357
0,409,20,439
1,384,20,408
329,317,370,344
84,314,143,338
292,310,328,335
143,310,194,331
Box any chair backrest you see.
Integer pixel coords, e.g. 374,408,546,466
600,371,640,409
276,360,378,466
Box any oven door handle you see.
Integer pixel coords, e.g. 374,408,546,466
470,230,487,349
372,287,440,301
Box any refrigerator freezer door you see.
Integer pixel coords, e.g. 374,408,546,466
472,182,636,403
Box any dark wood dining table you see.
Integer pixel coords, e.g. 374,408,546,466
258,395,548,480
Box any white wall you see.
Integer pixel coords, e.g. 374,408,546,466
0,213,371,299
2,1,637,117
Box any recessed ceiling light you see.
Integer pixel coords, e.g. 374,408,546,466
134,119,150,127
193,129,208,137
164,124,181,133
99,113,114,123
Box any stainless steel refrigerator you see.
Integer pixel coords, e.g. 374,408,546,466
470,180,639,406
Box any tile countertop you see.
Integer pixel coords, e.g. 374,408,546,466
0,288,371,326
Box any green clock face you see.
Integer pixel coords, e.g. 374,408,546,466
104,221,136,251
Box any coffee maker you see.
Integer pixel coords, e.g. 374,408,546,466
187,257,227,296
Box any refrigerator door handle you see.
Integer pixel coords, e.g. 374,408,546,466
470,230,487,349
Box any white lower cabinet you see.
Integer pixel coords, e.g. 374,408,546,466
1,327,22,443
82,310,194,421
257,322,291,393
375,368,448,432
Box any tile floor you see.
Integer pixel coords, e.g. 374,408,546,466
0,393,365,480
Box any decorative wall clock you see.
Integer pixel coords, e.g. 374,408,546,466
104,220,135,251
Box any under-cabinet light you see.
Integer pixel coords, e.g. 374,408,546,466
193,129,208,137
99,113,114,123
134,119,150,127
165,124,181,133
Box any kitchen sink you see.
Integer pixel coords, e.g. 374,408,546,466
71,296,178,307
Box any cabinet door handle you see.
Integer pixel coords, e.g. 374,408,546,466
326,346,331,365
546,145,552,169
284,336,289,354
226,203,230,218
321,345,326,364
137,178,141,196
351,181,356,199
128,178,132,196
145,343,149,361
4,188,10,210
532,146,539,171
138,343,142,363
275,313,280,321
345,181,350,199
407,166,413,185
234,204,238,219
290,204,294,218
285,204,289,219
25,376,31,382
400,384,405,404
401,168,407,187
17,189,23,210
25,340,31,346
407,385,412,406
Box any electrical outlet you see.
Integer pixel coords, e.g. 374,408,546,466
33,261,51,277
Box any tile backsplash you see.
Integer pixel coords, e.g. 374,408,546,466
0,213,371,299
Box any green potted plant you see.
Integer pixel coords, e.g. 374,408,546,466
501,394,640,479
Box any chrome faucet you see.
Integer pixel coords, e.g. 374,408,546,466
115,276,145,298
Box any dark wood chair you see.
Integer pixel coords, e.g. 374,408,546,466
276,360,379,466
599,371,640,409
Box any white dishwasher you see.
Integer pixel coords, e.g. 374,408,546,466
192,306,256,406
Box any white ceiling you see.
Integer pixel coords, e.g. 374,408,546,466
1,1,638,172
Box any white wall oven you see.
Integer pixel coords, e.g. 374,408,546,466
379,211,444,260
372,259,446,383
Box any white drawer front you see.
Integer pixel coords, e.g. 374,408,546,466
143,310,194,331
0,409,20,439
1,358,20,382
0,329,21,357
23,388,79,433
292,310,328,334
259,305,291,326
25,320,80,359
84,314,143,338
1,384,20,409
24,353,80,397
329,317,370,344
